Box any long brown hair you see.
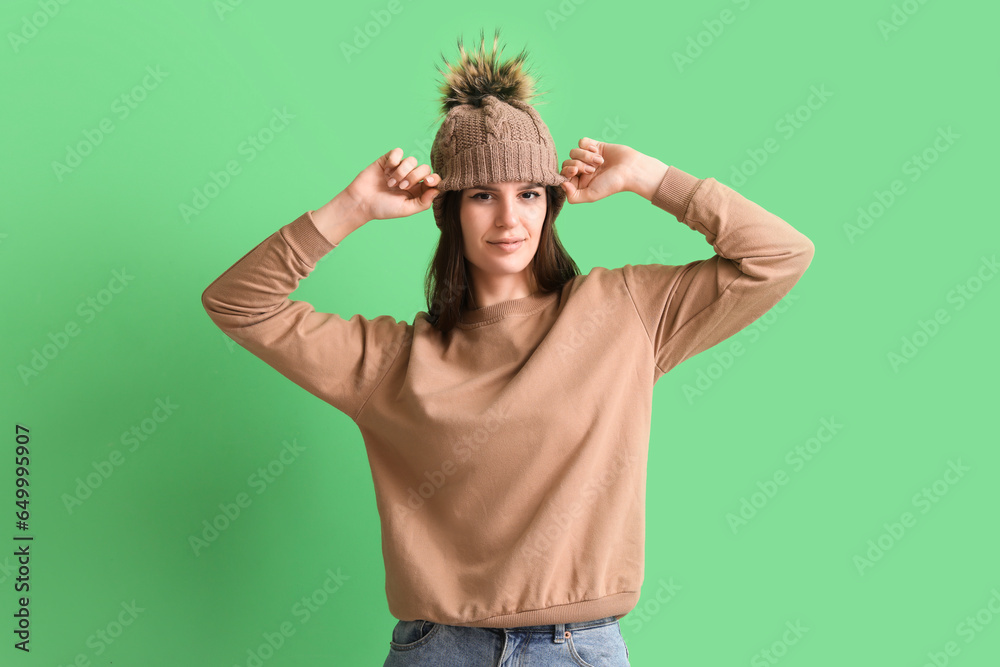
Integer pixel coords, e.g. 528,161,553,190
423,185,580,333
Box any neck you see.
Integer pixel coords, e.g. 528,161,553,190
467,263,538,310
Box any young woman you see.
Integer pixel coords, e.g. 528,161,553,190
202,29,814,667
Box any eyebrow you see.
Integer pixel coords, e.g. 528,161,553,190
469,183,544,192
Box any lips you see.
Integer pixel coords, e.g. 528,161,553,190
488,239,524,251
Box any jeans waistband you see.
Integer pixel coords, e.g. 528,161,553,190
486,615,619,644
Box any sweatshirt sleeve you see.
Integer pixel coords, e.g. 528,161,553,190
201,210,412,422
621,166,815,381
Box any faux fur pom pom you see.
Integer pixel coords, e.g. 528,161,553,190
434,28,540,119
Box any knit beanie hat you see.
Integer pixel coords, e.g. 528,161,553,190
429,30,567,230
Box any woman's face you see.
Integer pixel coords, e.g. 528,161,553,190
459,181,547,288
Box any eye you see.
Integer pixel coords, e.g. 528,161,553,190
470,191,542,201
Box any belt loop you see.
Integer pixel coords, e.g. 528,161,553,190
554,622,566,643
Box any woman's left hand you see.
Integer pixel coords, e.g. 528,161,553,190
559,137,642,204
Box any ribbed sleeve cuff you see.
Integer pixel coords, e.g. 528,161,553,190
280,210,338,266
650,165,702,220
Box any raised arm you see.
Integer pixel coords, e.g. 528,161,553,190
201,148,440,420
559,138,814,380
621,155,815,380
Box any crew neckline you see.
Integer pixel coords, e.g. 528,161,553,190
457,289,560,328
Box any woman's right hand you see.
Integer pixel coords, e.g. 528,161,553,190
344,147,441,222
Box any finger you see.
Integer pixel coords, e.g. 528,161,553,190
386,155,419,186
397,163,432,190
381,147,404,170
568,147,603,165
561,178,578,202
419,173,442,192
386,153,415,177
579,137,601,153
418,184,440,208
559,164,579,178
561,160,596,175
381,150,406,175
403,181,437,212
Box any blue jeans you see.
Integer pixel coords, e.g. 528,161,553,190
382,615,630,666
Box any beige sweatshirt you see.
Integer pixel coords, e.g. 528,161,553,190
201,165,815,627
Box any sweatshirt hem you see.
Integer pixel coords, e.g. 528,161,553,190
443,591,640,628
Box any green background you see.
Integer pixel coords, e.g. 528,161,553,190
3,0,998,664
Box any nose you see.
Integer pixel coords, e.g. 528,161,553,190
495,195,519,227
